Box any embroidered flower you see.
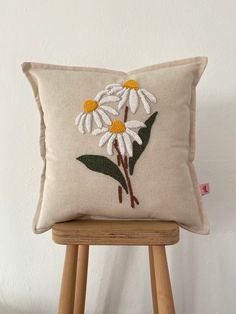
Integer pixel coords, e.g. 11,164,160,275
92,119,145,156
75,79,158,209
105,80,157,114
75,91,120,133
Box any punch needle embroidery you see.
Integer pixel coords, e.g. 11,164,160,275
93,119,145,156
105,80,157,114
75,91,119,133
75,80,158,208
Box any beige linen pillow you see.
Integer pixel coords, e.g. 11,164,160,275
22,57,209,234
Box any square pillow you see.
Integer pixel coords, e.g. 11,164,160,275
22,57,209,234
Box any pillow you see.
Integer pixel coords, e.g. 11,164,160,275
22,57,209,234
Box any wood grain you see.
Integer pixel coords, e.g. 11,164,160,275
73,245,89,314
152,245,175,314
149,246,159,314
52,220,179,246
58,245,78,314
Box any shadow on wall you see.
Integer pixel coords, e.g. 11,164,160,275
197,99,236,232
0,300,54,314
169,99,236,314
89,245,152,314
95,246,134,313
0,304,35,314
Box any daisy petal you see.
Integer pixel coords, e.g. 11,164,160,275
94,90,107,102
99,95,120,105
100,105,118,115
92,127,108,135
118,89,129,110
141,88,157,103
123,133,133,157
117,87,126,96
117,134,125,156
78,113,86,134
125,120,146,129
75,112,84,126
126,128,142,145
105,83,121,90
99,132,112,147
97,109,111,125
85,113,92,133
93,111,102,128
129,89,139,113
108,86,123,94
138,90,151,114
107,134,116,155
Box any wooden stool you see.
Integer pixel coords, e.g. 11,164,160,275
52,220,179,314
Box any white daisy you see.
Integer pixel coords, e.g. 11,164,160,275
92,119,146,157
105,80,157,114
75,91,120,134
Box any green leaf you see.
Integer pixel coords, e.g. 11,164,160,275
77,155,128,193
129,111,158,175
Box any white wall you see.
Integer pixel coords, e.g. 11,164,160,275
1,1,236,313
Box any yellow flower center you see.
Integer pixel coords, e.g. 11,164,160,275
122,79,139,90
109,120,126,133
83,99,98,113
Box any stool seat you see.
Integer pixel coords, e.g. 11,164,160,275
52,220,179,314
52,220,179,246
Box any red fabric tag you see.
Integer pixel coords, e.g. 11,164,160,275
199,183,210,195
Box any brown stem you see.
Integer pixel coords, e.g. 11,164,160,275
133,196,139,205
124,106,129,122
124,156,128,169
117,155,121,166
114,140,138,208
115,105,139,207
118,186,122,203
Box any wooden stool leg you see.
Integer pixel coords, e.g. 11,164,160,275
73,245,89,314
58,245,78,314
151,245,175,314
149,246,159,314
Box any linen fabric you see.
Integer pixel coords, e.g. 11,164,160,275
22,57,209,234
